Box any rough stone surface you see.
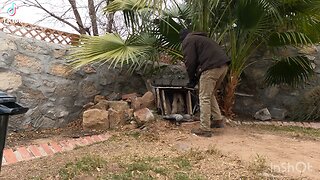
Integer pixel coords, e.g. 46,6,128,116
141,91,155,109
150,64,189,87
108,101,130,111
126,109,134,119
234,46,320,119
0,32,147,130
122,93,139,101
93,100,109,111
108,108,127,129
49,64,72,77
130,92,155,111
94,95,106,104
82,109,109,130
0,72,22,91
134,108,155,123
264,86,280,99
254,108,272,121
13,55,42,73
270,108,288,120
131,97,143,111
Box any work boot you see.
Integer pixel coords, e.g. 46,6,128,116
211,120,225,128
191,128,212,137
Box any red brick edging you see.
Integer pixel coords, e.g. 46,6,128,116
1,133,111,166
232,120,320,129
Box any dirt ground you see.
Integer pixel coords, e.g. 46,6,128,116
1,119,320,179
5,119,103,148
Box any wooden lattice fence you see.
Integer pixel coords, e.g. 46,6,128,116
0,17,80,45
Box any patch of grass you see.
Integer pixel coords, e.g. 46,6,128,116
185,149,206,162
110,171,154,180
125,131,141,139
29,177,43,180
248,154,268,175
253,124,320,139
172,156,192,170
106,134,121,142
106,157,166,180
174,172,191,180
106,154,206,180
174,172,205,180
127,161,153,172
153,167,168,175
58,155,106,180
205,146,222,156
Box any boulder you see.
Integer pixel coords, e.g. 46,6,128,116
131,97,143,110
122,123,138,130
107,92,121,101
141,91,155,109
108,108,127,129
131,91,155,110
134,108,155,123
270,108,288,120
108,101,130,111
122,93,139,101
94,95,106,104
254,108,272,121
93,100,109,110
126,109,134,119
82,109,109,130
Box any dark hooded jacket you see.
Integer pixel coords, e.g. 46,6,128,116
182,32,230,83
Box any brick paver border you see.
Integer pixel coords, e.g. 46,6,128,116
2,132,111,166
231,120,320,129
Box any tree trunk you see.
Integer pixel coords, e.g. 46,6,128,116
107,13,114,33
106,0,114,33
222,72,239,118
88,0,99,35
68,0,86,34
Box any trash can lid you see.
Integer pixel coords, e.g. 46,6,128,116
0,91,16,104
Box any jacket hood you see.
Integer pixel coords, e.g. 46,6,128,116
190,32,208,37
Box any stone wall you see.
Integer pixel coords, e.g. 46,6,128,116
0,32,146,130
234,46,320,119
1,31,319,130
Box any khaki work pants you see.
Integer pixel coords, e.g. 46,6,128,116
199,65,228,130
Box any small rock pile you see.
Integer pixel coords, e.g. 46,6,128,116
82,92,156,131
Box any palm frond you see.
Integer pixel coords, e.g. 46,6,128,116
237,0,266,29
104,0,163,12
68,33,158,72
265,56,314,87
268,31,313,47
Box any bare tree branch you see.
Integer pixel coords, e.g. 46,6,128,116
67,0,87,34
20,0,81,33
18,0,109,35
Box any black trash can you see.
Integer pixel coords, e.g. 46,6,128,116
0,91,28,171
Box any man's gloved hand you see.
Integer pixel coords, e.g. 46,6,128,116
186,81,197,88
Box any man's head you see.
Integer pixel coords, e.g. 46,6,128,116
179,29,190,41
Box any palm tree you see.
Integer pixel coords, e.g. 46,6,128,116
69,0,320,117
69,0,182,72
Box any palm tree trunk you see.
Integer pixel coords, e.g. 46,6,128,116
223,72,239,117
